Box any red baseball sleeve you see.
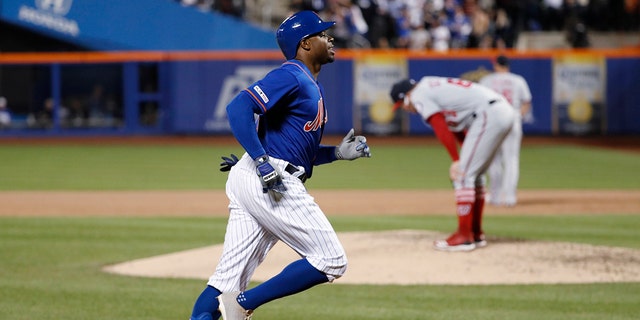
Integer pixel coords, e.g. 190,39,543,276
426,112,460,161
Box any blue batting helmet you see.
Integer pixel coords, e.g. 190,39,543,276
276,11,335,60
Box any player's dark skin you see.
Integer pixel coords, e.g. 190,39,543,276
296,31,335,79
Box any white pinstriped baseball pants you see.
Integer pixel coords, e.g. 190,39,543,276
207,153,347,293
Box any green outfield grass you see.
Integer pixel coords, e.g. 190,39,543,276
1,215,639,320
0,141,639,319
1,143,639,190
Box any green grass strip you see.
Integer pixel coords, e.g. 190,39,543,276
1,143,639,190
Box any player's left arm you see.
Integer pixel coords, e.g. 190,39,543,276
314,128,371,165
227,70,296,159
519,77,533,118
314,145,338,165
520,101,532,117
427,112,460,161
226,91,266,159
226,91,286,194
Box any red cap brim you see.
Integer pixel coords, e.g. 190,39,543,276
392,100,403,111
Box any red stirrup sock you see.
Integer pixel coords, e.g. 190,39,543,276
454,188,475,241
473,186,486,236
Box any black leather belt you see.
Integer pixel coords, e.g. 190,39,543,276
285,163,307,183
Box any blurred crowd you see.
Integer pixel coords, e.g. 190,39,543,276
175,0,639,50
175,0,246,18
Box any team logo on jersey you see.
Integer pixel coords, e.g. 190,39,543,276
253,85,269,104
303,99,326,132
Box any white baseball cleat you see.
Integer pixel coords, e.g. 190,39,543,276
433,232,476,252
218,292,253,320
434,240,476,252
474,233,488,248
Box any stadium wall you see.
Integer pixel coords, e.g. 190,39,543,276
0,49,638,137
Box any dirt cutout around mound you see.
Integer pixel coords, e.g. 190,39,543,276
4,136,640,285
103,229,640,285
3,189,640,285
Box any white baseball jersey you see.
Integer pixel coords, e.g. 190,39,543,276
408,76,516,189
409,76,505,132
479,72,532,122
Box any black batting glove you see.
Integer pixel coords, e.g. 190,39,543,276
219,153,239,172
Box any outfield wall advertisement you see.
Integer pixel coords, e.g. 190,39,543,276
352,56,407,136
552,55,607,135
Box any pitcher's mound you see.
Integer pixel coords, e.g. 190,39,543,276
103,230,640,285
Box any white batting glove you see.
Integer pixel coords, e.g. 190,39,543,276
335,128,371,160
254,155,287,194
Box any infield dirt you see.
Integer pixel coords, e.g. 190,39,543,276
4,135,639,285
3,189,640,285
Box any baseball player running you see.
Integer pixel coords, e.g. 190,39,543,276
189,11,371,320
390,76,515,252
479,55,532,207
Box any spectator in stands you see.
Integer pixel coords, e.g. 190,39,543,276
562,0,590,48
523,0,543,31
363,2,398,48
353,0,386,47
87,84,120,127
448,3,472,49
193,0,637,50
30,98,52,129
493,7,514,48
622,0,640,30
442,0,459,20
540,0,562,30
566,20,590,48
584,0,613,31
0,96,11,129
408,23,432,50
87,85,107,123
289,0,326,12
466,5,493,48
562,0,588,27
322,0,370,48
392,4,413,48
214,0,245,18
430,11,451,51
28,97,67,129
64,96,88,127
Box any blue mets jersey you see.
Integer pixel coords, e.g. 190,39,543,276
227,60,335,178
